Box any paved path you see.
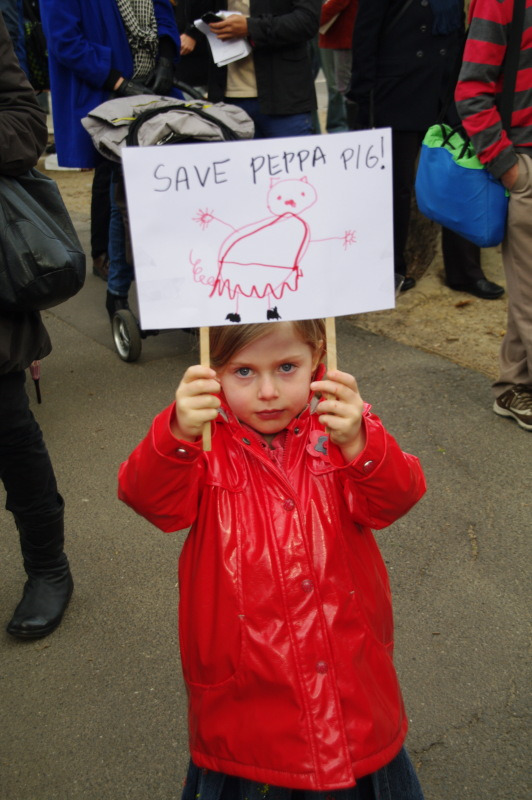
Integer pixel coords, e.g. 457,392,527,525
0,215,529,800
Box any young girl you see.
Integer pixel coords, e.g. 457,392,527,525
118,320,427,800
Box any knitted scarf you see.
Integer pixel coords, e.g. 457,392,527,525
428,0,464,35
115,0,158,80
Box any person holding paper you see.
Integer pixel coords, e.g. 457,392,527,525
118,319,427,798
181,0,321,137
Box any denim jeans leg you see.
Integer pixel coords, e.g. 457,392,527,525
261,111,313,139
225,97,313,139
107,180,134,297
371,748,425,800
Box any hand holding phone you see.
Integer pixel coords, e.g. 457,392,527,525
201,12,223,23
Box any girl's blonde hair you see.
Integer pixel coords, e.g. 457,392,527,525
210,320,326,369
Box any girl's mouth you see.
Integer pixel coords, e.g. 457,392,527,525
256,410,284,420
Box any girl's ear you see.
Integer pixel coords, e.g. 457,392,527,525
312,340,325,373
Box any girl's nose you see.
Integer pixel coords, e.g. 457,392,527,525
257,375,279,400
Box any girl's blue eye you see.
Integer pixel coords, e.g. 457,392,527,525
236,367,251,377
280,363,295,373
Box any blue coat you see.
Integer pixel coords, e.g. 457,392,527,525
40,0,181,167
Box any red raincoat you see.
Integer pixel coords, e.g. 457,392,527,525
118,392,426,792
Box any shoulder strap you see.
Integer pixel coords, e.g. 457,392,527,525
500,0,526,133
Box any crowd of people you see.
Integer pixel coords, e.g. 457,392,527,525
1,1,530,799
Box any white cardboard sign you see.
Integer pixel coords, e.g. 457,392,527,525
121,128,394,329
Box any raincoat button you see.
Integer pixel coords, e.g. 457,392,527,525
439,48,447,56
362,460,375,474
301,579,314,593
283,498,295,511
416,50,424,58
242,437,251,445
176,448,188,455
294,427,300,434
316,661,329,674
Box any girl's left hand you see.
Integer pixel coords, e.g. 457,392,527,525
310,370,366,461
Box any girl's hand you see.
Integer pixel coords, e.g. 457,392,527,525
310,370,366,462
209,15,248,40
172,365,221,442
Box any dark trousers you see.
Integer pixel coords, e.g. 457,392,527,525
90,159,113,259
392,130,483,283
0,371,59,526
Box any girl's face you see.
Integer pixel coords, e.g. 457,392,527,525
218,323,321,443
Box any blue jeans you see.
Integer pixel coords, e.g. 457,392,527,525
225,97,313,139
181,748,425,800
107,176,134,297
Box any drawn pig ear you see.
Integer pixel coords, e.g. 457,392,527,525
270,178,281,187
301,176,309,184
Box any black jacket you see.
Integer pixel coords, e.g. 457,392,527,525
347,0,465,131
0,13,50,374
188,0,321,115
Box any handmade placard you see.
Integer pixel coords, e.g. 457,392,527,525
121,128,394,329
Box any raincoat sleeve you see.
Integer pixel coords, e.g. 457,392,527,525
118,403,207,533
328,408,426,530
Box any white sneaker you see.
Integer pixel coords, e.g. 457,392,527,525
493,385,532,431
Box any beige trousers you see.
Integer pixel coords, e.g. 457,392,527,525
493,152,532,397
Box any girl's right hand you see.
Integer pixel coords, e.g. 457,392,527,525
172,365,221,442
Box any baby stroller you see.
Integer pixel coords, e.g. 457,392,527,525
82,85,254,361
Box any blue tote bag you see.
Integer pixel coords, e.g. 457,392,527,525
415,123,509,248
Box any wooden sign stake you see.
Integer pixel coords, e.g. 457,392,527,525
326,317,337,373
199,326,212,451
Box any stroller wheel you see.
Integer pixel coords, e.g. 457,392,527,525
112,309,142,362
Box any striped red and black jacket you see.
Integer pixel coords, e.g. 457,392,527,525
455,0,532,179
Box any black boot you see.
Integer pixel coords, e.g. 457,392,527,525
7,497,73,640
106,290,129,322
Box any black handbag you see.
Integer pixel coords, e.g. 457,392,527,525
0,168,86,312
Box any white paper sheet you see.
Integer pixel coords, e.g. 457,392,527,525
194,11,251,67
